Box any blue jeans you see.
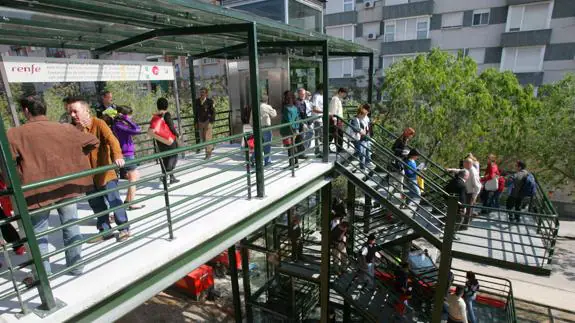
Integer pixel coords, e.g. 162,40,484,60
303,125,313,150
357,140,371,169
406,178,421,201
32,201,83,275
252,131,273,165
465,296,477,323
88,180,129,233
361,262,375,288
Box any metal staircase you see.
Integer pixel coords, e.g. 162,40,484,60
334,117,559,275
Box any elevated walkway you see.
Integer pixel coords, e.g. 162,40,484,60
0,146,333,323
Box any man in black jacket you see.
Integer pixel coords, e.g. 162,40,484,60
194,88,216,159
445,170,468,235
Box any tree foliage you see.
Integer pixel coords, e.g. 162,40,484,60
378,48,575,194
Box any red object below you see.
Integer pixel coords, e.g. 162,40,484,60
211,249,242,270
174,265,214,299
148,114,176,145
0,178,13,216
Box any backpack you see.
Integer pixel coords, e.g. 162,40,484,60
521,173,537,197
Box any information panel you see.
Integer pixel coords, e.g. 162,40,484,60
1,56,175,83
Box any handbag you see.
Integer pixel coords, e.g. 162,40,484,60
148,114,175,145
484,176,499,191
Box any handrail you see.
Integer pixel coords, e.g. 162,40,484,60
22,132,248,191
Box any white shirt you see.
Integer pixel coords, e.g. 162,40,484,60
329,95,343,119
330,218,340,231
311,93,324,122
466,166,481,195
250,103,277,127
446,294,468,323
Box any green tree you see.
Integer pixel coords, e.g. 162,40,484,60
532,74,575,186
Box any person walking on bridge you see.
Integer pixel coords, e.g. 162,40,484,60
8,96,99,277
358,233,381,289
194,88,215,160
67,97,130,242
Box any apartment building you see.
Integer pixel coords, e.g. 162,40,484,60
331,0,575,87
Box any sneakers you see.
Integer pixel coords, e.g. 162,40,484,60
117,231,131,242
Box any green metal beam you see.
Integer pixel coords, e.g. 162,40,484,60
320,182,332,323
94,24,252,55
432,196,458,323
367,53,374,104
248,22,265,198
329,51,374,57
322,40,330,162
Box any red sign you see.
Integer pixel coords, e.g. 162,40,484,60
152,66,159,75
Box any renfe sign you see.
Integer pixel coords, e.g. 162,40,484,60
2,56,175,83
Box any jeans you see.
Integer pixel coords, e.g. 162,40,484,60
361,262,375,288
252,130,273,165
88,180,129,233
357,140,371,169
406,178,421,202
303,125,313,150
32,202,83,275
465,296,477,323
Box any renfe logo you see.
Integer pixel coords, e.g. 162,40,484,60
11,64,41,75
151,66,159,75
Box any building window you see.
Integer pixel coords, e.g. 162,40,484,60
465,48,486,64
507,2,552,32
472,9,490,26
343,0,354,12
329,58,354,78
384,23,395,42
326,25,355,42
384,16,430,42
441,12,464,29
417,21,428,39
501,46,545,73
382,54,417,73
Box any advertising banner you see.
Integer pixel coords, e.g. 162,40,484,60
1,56,175,83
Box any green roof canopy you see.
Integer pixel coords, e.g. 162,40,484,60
0,0,372,57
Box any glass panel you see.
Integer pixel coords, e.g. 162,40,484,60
515,46,542,72
523,3,550,31
417,21,428,39
288,0,322,33
234,0,286,23
507,6,523,31
473,13,481,26
480,12,490,25
384,24,395,42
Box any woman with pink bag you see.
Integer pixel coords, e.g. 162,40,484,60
152,98,180,184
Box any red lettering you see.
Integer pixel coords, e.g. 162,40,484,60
11,64,41,75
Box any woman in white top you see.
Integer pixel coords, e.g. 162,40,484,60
251,94,277,166
349,104,371,170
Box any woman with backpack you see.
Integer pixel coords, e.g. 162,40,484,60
464,271,480,323
110,106,145,210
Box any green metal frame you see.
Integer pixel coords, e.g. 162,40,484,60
320,182,332,322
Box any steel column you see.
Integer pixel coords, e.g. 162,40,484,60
363,194,372,234
346,180,356,251
320,182,332,322
240,238,254,322
247,22,265,197
0,115,55,309
0,56,20,127
321,40,330,162
228,245,243,323
432,196,458,323
188,57,201,150
367,53,374,104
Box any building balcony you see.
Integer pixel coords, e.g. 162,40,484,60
500,29,552,47
507,0,546,5
382,0,433,21
515,72,544,86
324,11,357,27
381,38,431,55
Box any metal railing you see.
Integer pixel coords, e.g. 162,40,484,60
334,116,560,269
0,112,328,316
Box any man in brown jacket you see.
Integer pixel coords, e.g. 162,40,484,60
8,96,99,276
66,97,130,242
